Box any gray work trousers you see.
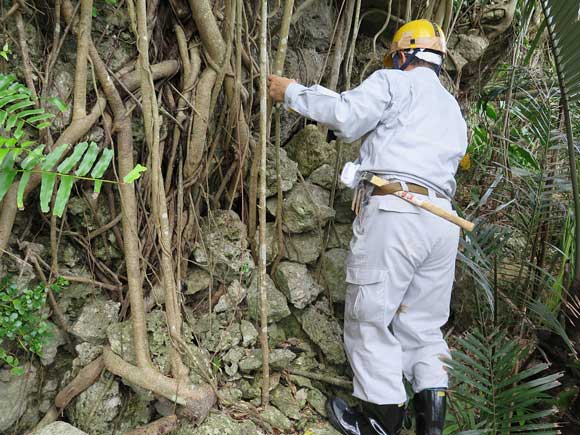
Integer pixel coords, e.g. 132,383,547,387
344,191,459,405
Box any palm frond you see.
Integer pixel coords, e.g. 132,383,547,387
446,327,561,434
539,0,580,282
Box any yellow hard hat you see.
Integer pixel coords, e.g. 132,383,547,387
384,19,447,68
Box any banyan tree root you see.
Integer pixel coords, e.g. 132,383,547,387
103,347,216,419
55,355,105,408
120,415,178,435
30,356,105,432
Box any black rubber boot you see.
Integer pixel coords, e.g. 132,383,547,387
362,401,406,435
326,397,387,435
414,389,446,435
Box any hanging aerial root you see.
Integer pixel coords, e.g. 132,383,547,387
184,68,216,181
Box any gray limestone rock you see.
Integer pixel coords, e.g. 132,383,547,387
40,322,66,366
271,386,304,420
266,146,298,197
71,299,120,344
219,386,243,405
298,299,346,364
319,248,348,303
193,210,255,284
291,0,333,51
192,313,242,353
303,422,342,435
184,267,212,295
67,374,122,435
334,188,355,224
255,222,278,265
260,406,293,432
238,348,296,372
214,281,247,313
275,261,324,309
185,412,239,435
284,125,336,177
114,394,152,434
223,346,245,365
223,346,242,377
453,33,490,62
309,163,336,189
240,320,259,347
285,230,323,264
268,182,335,233
75,342,103,366
30,422,88,435
327,223,353,250
107,309,199,377
267,322,287,348
0,365,38,433
247,273,291,323
270,348,297,370
290,353,320,371
307,388,328,416
238,350,262,373
257,223,323,264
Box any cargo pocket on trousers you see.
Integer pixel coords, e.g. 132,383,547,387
345,268,387,324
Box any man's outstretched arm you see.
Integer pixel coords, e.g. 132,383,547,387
268,71,392,143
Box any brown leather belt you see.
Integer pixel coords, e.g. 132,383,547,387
372,181,446,199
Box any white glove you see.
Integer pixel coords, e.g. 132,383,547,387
340,161,361,189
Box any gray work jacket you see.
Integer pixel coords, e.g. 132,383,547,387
284,67,468,198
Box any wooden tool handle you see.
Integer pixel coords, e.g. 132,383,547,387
419,200,475,232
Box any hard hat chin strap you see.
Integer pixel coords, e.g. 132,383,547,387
394,49,443,76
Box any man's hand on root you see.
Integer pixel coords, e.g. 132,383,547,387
268,75,296,103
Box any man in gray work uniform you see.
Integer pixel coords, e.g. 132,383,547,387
269,19,467,435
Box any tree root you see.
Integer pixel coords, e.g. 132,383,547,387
30,356,105,433
120,415,178,435
184,68,216,180
103,347,215,419
55,356,105,408
287,368,353,389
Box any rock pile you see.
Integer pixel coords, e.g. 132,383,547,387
0,125,353,435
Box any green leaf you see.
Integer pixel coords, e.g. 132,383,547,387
10,366,24,376
5,114,17,131
47,97,69,113
26,112,54,124
20,145,45,170
0,93,28,111
57,142,89,174
122,163,146,183
40,173,57,213
0,147,9,164
508,144,540,170
41,143,69,171
52,175,74,217
0,151,17,202
91,149,114,194
7,99,34,113
75,142,99,176
16,171,31,210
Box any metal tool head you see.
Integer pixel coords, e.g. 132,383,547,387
359,171,374,183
